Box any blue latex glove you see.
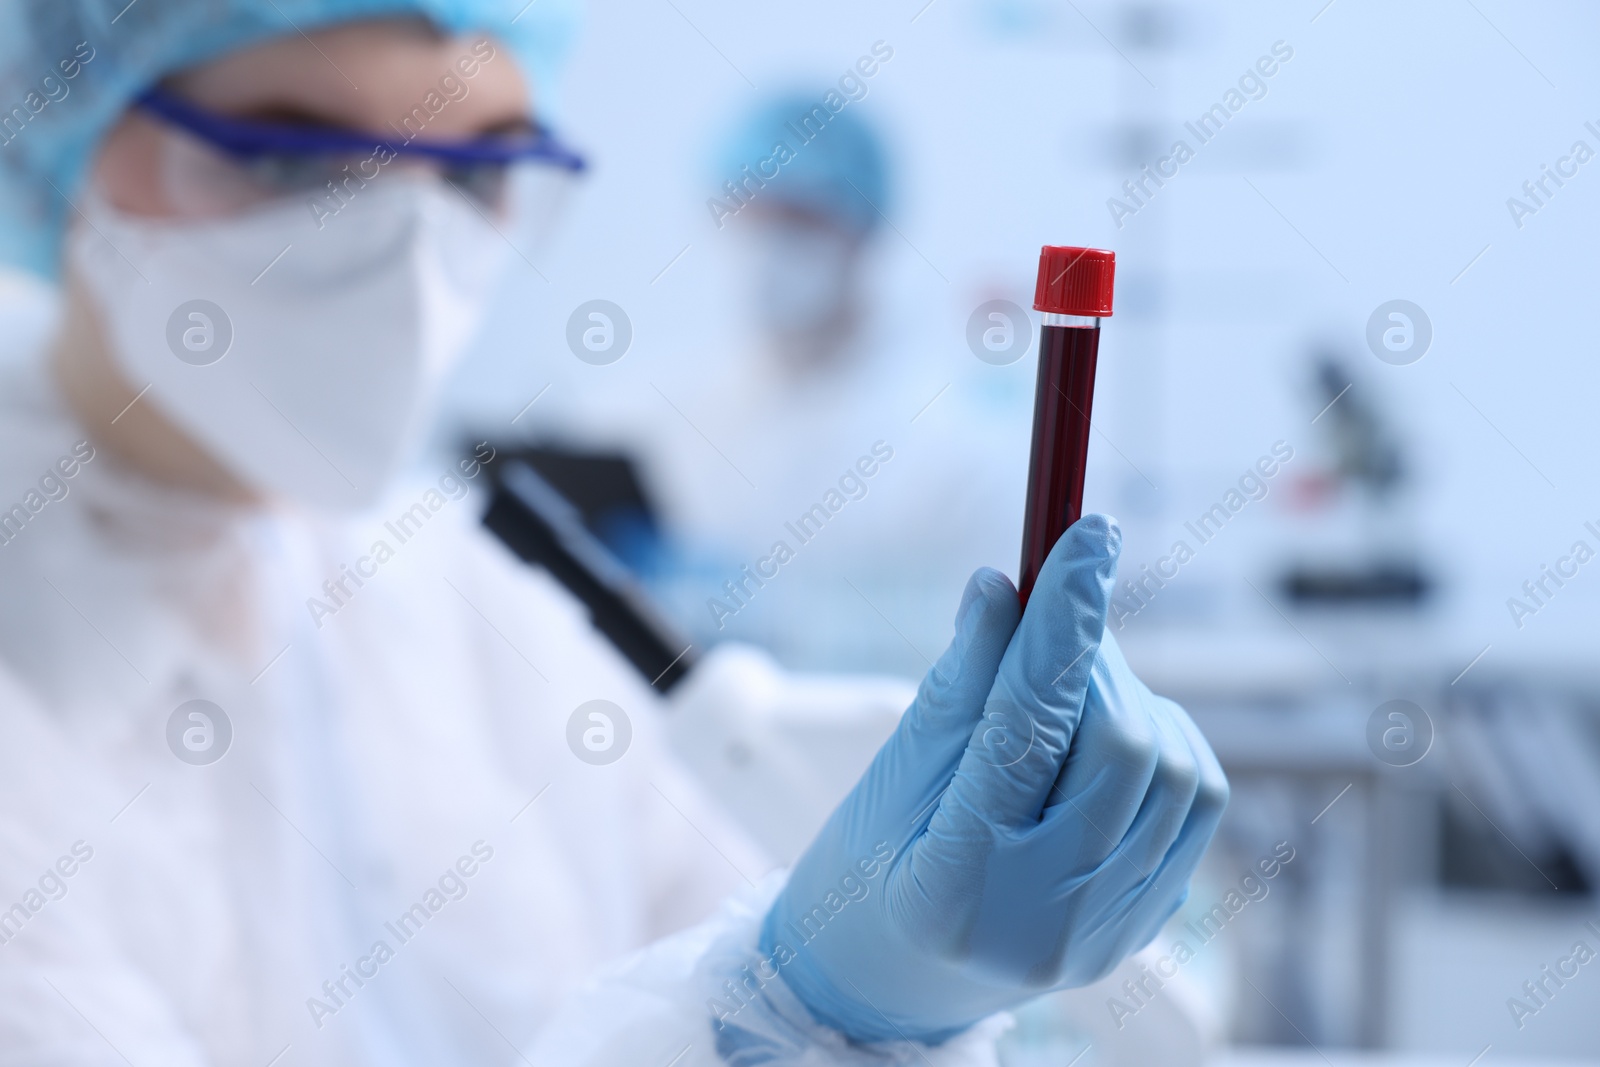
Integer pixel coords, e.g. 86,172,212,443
759,515,1228,1043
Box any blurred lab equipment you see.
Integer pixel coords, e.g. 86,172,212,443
483,457,698,691
1280,353,1431,609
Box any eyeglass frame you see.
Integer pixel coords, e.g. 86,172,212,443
133,84,588,173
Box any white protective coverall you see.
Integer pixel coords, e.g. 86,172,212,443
0,330,1005,1065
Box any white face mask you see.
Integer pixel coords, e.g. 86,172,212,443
749,218,859,338
69,178,510,511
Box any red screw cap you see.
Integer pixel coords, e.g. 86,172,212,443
1033,245,1115,317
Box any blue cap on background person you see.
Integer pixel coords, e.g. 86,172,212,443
714,93,889,237
0,0,580,277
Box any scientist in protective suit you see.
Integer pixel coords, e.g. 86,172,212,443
0,2,1227,1063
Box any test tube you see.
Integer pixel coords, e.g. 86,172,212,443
1018,245,1116,606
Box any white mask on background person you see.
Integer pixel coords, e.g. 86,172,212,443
68,176,511,512
749,217,860,341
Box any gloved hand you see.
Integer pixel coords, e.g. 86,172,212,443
760,515,1228,1044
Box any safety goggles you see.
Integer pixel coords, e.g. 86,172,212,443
133,85,587,229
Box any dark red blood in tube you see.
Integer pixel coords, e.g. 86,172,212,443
1019,324,1100,603
1018,246,1116,607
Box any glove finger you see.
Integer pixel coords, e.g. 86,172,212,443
1116,735,1229,953
1041,638,1226,878
1035,633,1161,871
1105,692,1201,878
941,515,1120,830
855,567,1020,838
1110,706,1230,942
1165,698,1229,863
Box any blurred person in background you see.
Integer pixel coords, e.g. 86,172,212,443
589,95,1035,672
0,2,1225,1064
721,94,885,381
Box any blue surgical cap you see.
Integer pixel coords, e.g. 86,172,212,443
0,0,579,277
716,93,889,237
